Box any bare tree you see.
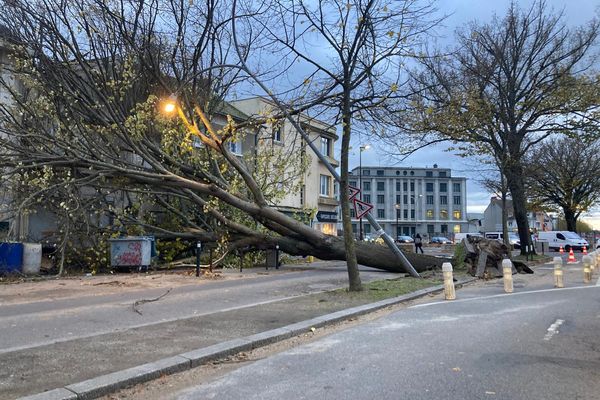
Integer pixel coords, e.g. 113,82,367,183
526,137,600,232
405,0,600,255
0,0,442,280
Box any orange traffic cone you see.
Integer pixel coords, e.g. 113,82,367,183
583,245,588,255
559,246,564,254
567,248,577,263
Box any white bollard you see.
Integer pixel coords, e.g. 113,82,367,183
582,255,592,283
502,259,514,293
442,262,456,300
552,256,564,288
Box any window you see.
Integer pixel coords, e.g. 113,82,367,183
426,195,434,205
352,223,357,232
349,181,357,187
363,194,371,203
376,170,384,176
350,209,356,218
439,182,447,192
403,194,408,203
454,224,461,233
410,171,414,176
453,210,461,220
426,171,433,177
440,196,447,205
396,195,401,204
410,196,415,205
403,210,408,218
396,181,401,191
440,210,448,219
453,196,461,205
439,171,447,177
320,175,331,196
403,171,407,176
377,181,385,191
273,125,283,142
426,209,434,219
229,139,242,155
410,210,415,218
427,224,435,234
363,182,371,191
426,183,434,192
453,183,461,192
363,169,370,176
410,182,415,191
300,185,305,205
377,209,385,218
377,195,385,204
396,209,401,218
441,224,448,233
403,182,408,191
320,136,331,156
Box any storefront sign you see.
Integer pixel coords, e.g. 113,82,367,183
316,211,338,223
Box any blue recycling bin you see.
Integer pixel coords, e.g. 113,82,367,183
0,242,24,273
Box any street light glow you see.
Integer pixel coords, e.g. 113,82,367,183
163,100,176,114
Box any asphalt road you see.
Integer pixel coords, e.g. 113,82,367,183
176,262,600,400
0,262,398,354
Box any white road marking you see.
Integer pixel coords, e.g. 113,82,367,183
543,319,564,341
410,285,599,309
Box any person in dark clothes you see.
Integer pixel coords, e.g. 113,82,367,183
414,233,424,254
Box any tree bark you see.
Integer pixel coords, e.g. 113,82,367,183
339,90,362,291
505,161,532,255
563,207,577,232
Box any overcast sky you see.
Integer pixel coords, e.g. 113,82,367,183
349,0,600,226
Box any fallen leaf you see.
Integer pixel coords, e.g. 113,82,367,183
452,367,461,372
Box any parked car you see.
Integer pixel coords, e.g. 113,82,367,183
537,231,589,252
484,232,521,249
431,236,453,244
396,235,414,243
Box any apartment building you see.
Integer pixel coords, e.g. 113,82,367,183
348,165,468,238
482,197,554,233
230,97,340,236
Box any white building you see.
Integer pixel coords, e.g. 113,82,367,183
231,97,339,236
347,165,469,238
482,197,554,233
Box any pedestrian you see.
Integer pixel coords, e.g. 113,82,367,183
414,233,424,254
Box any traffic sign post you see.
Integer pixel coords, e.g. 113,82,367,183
353,199,373,219
348,186,360,200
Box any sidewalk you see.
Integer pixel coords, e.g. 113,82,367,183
4,266,471,400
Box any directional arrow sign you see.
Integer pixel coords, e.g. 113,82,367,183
348,186,360,200
353,199,373,219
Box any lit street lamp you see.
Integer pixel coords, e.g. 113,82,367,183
358,144,370,240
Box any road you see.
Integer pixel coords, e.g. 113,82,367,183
0,262,398,354
173,261,600,400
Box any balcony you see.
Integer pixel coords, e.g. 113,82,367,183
318,196,339,206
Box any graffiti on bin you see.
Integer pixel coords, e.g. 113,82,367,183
113,242,142,265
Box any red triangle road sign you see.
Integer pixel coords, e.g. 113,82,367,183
353,198,373,219
348,186,360,200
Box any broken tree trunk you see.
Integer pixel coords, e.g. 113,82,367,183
459,236,533,278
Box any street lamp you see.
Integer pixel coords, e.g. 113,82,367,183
358,144,371,240
395,203,401,240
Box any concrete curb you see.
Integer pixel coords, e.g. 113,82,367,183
18,277,476,400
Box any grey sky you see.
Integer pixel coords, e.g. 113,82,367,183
349,0,600,225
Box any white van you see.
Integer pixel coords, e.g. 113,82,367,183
484,232,521,249
537,231,589,251
454,233,483,242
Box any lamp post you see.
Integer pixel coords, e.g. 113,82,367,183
395,204,401,241
358,145,370,240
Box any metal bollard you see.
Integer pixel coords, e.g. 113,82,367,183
442,262,456,300
596,251,600,269
502,259,514,293
589,251,596,273
552,256,564,288
582,255,592,283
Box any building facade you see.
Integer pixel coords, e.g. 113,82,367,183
482,197,554,233
347,165,469,238
231,97,340,236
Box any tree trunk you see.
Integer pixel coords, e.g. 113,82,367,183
501,174,510,249
563,207,577,232
275,236,446,273
339,91,362,291
505,161,532,256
